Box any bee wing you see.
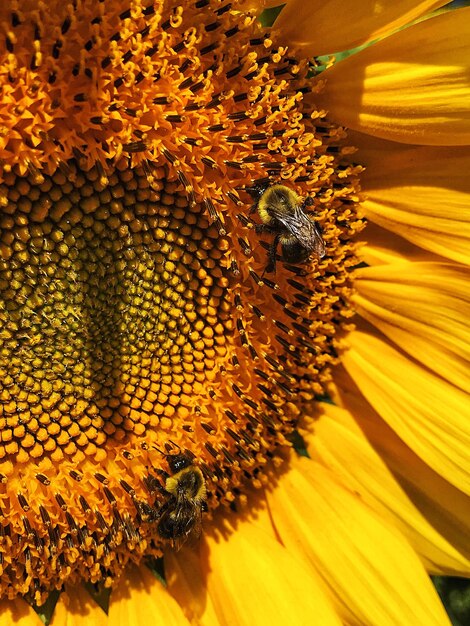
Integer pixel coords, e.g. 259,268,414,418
309,219,326,258
273,207,326,257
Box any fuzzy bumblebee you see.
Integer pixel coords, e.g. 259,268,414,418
157,454,207,545
249,184,325,273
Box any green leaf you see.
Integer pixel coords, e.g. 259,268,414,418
145,555,167,587
432,576,470,626
258,5,284,28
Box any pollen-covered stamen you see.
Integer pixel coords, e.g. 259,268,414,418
0,159,237,601
0,0,363,607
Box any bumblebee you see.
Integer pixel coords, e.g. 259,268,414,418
249,184,325,273
157,453,207,544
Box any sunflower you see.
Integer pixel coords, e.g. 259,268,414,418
0,0,469,624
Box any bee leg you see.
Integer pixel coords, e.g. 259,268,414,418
254,223,276,234
133,497,158,522
264,234,281,274
155,468,170,481
302,196,314,210
249,202,258,215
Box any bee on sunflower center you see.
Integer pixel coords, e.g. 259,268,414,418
156,453,207,546
248,183,326,273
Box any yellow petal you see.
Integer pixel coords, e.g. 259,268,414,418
51,586,108,626
244,0,284,9
165,546,221,626
201,515,342,626
331,370,470,571
315,7,470,145
354,262,470,391
267,456,451,626
165,497,284,626
359,222,443,266
274,0,447,57
261,0,290,7
360,140,470,264
0,597,40,626
303,402,470,574
108,564,190,626
341,330,470,496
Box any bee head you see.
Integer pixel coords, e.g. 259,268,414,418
167,453,193,474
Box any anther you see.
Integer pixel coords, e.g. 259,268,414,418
250,304,265,320
249,269,263,286
236,213,253,228
236,447,252,462
230,259,240,274
165,114,185,123
200,41,219,55
287,279,314,295
35,473,51,485
208,124,225,132
225,428,242,443
201,422,215,434
177,170,196,206
65,512,79,536
123,141,148,153
201,156,217,169
225,26,239,38
162,148,178,164
153,95,172,105
292,322,313,337
95,511,109,534
55,494,67,511
205,21,221,32
103,487,117,507
238,238,251,256
226,66,242,79
226,191,243,206
205,442,219,459
39,506,51,527
79,496,91,513
94,473,109,485
124,107,138,117
274,320,294,336
262,397,280,413
119,480,136,496
294,292,310,305
225,409,238,423
190,81,205,94
32,529,44,553
179,59,193,73
18,494,30,511
261,276,279,291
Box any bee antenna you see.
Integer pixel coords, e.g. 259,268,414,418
168,440,182,452
152,441,182,457
152,444,169,456
302,196,314,210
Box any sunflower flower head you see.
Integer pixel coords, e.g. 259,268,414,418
0,0,363,610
